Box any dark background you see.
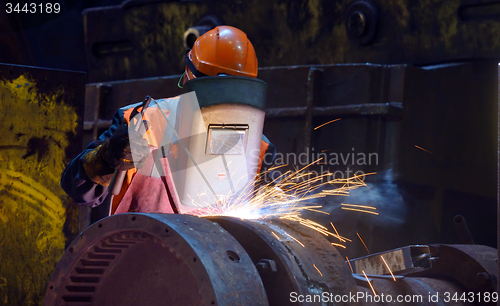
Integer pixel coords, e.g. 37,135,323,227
1,1,499,302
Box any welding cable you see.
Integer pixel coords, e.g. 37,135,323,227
177,71,186,89
184,55,208,78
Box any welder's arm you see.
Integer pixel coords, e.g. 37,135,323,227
60,111,123,207
60,110,148,207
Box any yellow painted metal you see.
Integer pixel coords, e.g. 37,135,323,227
0,73,81,305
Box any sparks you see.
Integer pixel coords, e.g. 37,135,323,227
380,255,396,281
362,270,377,296
341,203,377,210
341,207,379,215
314,118,341,130
331,242,346,249
346,256,353,273
313,264,323,276
187,159,371,242
304,207,330,215
357,233,370,254
330,222,346,242
284,232,305,248
271,232,281,240
415,145,435,156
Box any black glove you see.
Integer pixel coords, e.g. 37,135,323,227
101,124,150,171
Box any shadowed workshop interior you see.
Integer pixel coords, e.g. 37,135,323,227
1,0,499,305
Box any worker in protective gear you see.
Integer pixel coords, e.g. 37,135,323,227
61,26,275,214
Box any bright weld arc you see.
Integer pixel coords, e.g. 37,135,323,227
341,207,379,215
357,233,370,254
380,256,396,281
188,159,370,239
362,270,377,296
313,264,323,277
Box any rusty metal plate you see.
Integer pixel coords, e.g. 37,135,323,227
349,245,431,275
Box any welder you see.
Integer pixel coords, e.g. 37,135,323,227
61,25,275,214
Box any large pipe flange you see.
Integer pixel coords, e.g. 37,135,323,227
208,217,358,306
44,213,268,306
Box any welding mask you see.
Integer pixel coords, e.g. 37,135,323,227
169,76,267,213
129,76,266,214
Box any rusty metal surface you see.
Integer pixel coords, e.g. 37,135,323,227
0,64,85,305
83,0,500,83
352,244,498,304
353,244,499,305
46,214,497,305
209,216,358,306
423,245,498,296
44,213,268,306
350,245,431,275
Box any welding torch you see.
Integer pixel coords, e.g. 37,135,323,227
107,96,152,214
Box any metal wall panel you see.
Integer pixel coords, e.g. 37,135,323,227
83,0,500,83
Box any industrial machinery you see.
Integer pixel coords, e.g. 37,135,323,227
44,213,497,305
44,45,500,306
3,1,500,305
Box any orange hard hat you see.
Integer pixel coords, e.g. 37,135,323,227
184,26,258,80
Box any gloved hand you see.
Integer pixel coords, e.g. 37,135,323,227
101,124,150,171
83,122,150,186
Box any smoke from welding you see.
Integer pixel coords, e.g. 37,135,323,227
321,169,408,227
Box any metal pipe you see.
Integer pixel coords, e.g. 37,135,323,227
454,214,475,244
45,213,498,305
